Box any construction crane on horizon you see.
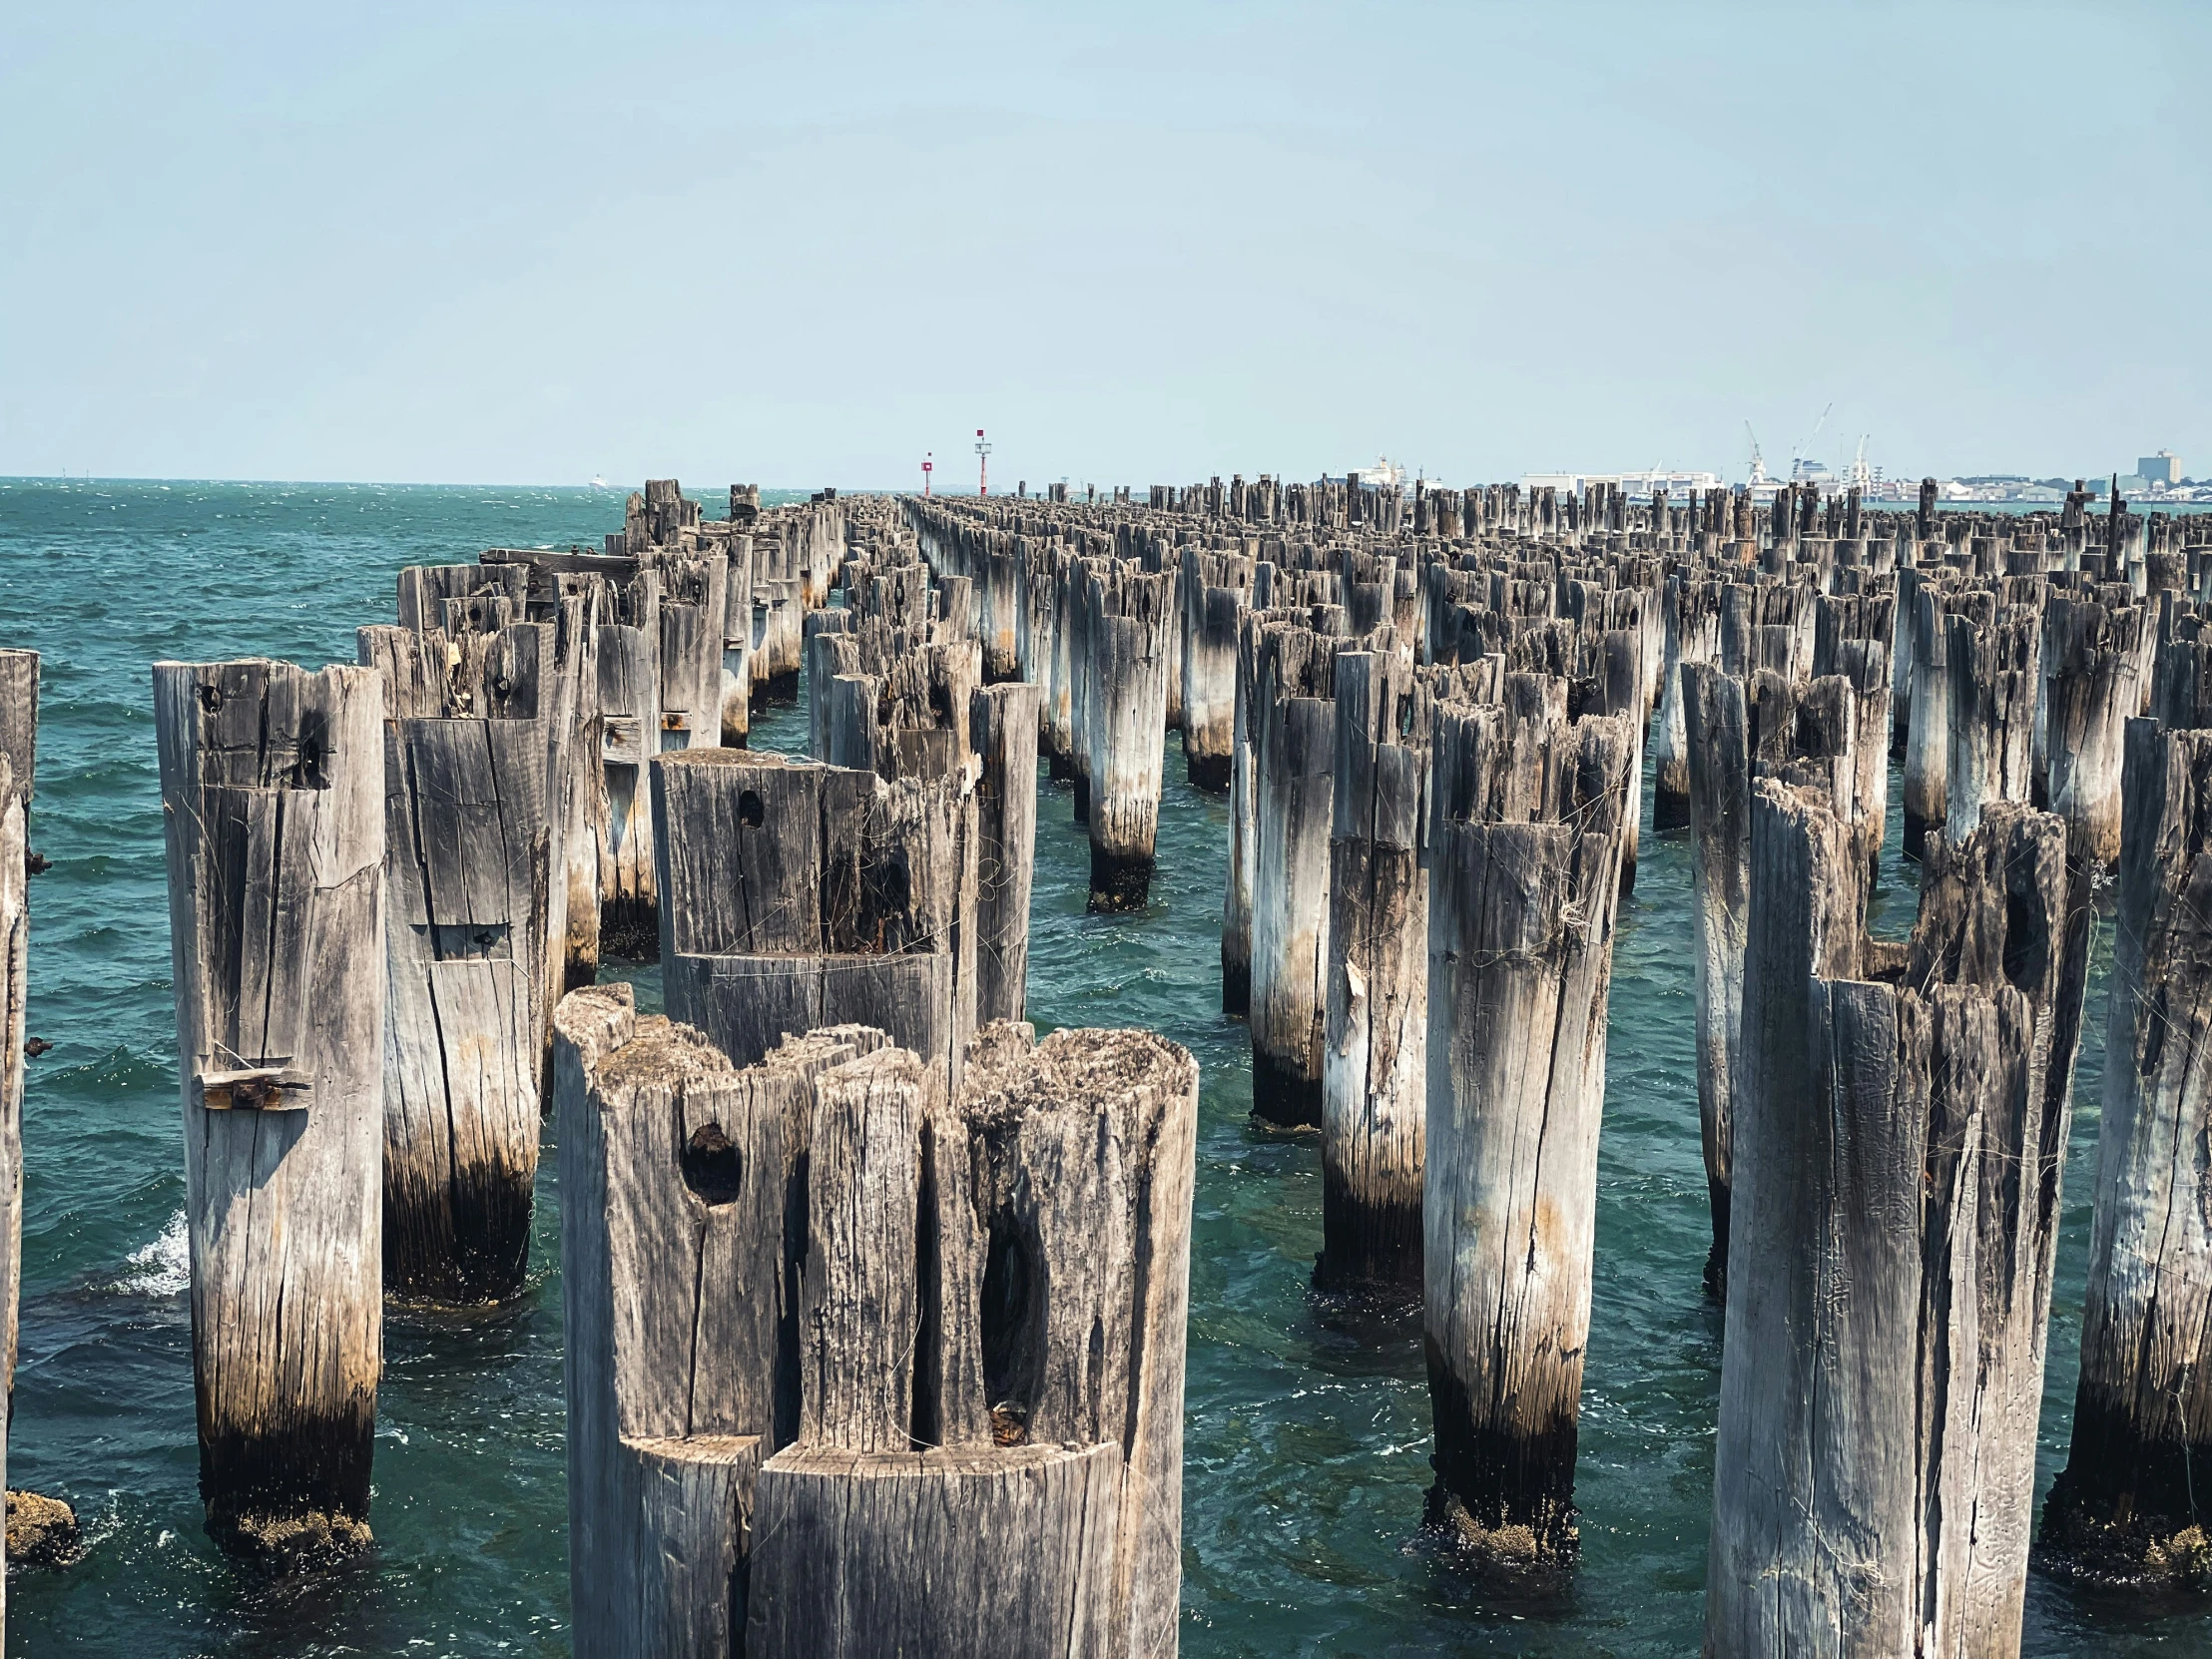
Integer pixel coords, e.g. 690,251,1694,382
1851,434,1873,491
1745,420,1770,486
1791,402,1835,479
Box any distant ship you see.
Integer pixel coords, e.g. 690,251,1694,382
1331,456,1406,495
1362,456,1405,494
588,475,611,490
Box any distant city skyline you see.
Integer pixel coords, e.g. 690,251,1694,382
6,1,2206,490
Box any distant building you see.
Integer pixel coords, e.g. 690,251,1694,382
2137,450,2181,486
1520,468,1722,496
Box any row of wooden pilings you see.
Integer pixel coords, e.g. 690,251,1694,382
151,482,837,1540
904,476,2212,1652
142,484,1204,1652
65,463,2212,1649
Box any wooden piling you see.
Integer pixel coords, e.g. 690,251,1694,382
2040,594,2143,866
557,990,1198,1656
1248,622,1340,1127
971,682,1042,1024
803,610,857,761
595,565,663,959
748,1023,1196,1656
655,553,726,758
1681,663,1861,1289
1702,780,1895,1654
1706,793,2085,1654
357,623,555,1303
720,530,756,746
651,752,977,1087
0,649,32,1470
1081,567,1175,909
2043,717,2212,1581
1179,548,1251,791
1220,608,1262,1017
1421,682,1636,1565
0,718,22,1633
1318,652,1430,1292
1681,663,1752,1288
544,583,604,992
1652,577,1720,830
1903,581,1953,857
1944,606,2039,844
555,986,844,1654
154,658,384,1555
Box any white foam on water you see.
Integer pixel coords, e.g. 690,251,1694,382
112,1209,189,1296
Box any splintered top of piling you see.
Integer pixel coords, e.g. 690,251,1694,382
563,982,733,1092
953,1021,1197,1130
765,1024,893,1077
658,748,812,771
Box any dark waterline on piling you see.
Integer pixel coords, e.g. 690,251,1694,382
0,476,2201,1654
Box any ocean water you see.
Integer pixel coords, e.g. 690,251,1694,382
0,477,2204,1655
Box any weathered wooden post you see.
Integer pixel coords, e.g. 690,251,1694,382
2043,717,2212,1581
1681,664,1859,1289
1593,623,1647,896
521,589,591,1012
0,651,33,842
597,565,663,958
1318,652,1430,1292
538,580,603,993
555,985,844,1654
1891,566,1924,757
2041,594,2143,866
1422,683,1636,1564
971,682,1042,1024
651,751,977,1086
0,649,32,1419
1038,547,1077,778
803,610,857,761
1180,549,1252,790
1652,577,1721,830
1944,606,2038,843
933,571,975,645
655,553,726,757
356,623,554,1303
980,542,1023,682
154,659,384,1555
1082,568,1175,909
557,990,1199,1656
1681,663,1753,1289
0,713,21,1630
0,652,72,1612
1706,796,2085,1655
748,1022,1199,1658
720,529,756,747
1907,799,2089,1634
397,561,529,634
1063,557,1100,819
1249,622,1340,1126
1903,582,1952,858
1702,779,1893,1654
1220,607,1264,1017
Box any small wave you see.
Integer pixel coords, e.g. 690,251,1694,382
111,1210,189,1296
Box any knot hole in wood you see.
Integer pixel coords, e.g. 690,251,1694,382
2002,874,2050,996
680,1121,743,1206
981,1210,1042,1444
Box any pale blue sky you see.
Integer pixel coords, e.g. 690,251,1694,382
5,1,2204,489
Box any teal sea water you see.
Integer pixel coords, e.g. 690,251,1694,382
0,477,2204,1655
